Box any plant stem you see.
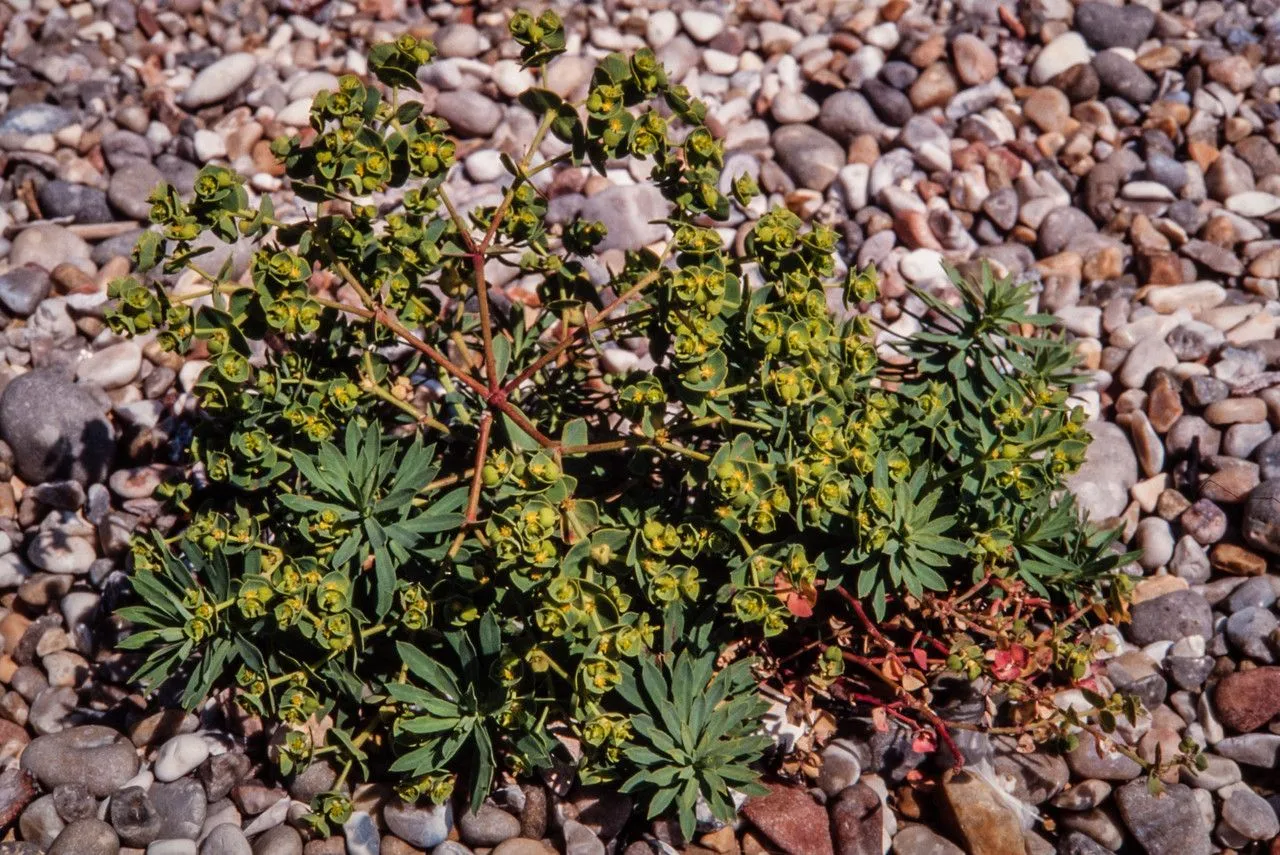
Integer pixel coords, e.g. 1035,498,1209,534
465,413,493,524
436,185,477,253
469,249,500,391
503,267,665,394
656,440,710,462
373,307,489,398
360,373,451,434
492,398,558,449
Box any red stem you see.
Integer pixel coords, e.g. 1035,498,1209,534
502,270,661,394
464,412,493,524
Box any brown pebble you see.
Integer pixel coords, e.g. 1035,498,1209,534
1210,543,1267,576
1205,397,1267,426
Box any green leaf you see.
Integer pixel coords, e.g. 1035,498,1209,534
396,643,462,700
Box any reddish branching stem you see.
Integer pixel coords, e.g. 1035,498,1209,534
465,413,493,524
830,586,966,769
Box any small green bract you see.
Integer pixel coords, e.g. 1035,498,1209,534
107,9,1123,827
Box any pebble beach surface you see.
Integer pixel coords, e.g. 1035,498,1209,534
3,0,1280,853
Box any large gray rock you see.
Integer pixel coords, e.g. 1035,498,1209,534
0,267,51,317
433,90,503,137
1073,2,1156,49
0,371,116,485
1243,477,1280,554
1066,421,1138,521
181,53,258,108
772,125,844,191
1128,590,1214,645
20,726,138,798
108,162,166,222
7,224,93,274
37,181,113,224
1114,780,1211,855
0,104,76,135
578,184,670,252
46,818,119,855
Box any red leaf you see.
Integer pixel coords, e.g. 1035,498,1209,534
911,730,937,754
988,645,1028,681
910,647,929,670
785,592,814,618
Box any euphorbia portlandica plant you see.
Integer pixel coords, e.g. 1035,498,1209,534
109,8,1125,831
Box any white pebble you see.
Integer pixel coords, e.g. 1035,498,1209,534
680,9,724,43
646,10,678,48
153,733,210,782
192,129,227,163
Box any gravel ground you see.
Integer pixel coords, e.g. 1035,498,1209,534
2,0,1280,853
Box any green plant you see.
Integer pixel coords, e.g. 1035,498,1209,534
108,7,1123,827
614,640,770,839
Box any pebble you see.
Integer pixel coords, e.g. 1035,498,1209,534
249,825,302,855
1213,734,1280,767
679,10,723,43
1030,33,1092,85
383,801,452,850
0,105,77,136
1129,590,1214,645
1115,780,1211,855
952,35,997,86
458,804,519,847
107,163,165,222
46,817,119,855
1243,479,1280,554
76,342,143,390
110,787,161,848
1093,50,1157,103
1075,3,1156,50
1120,338,1177,389
8,224,93,274
579,185,668,251
200,824,251,855
342,811,379,855
182,54,259,108
772,125,844,191
1225,608,1278,661
26,531,96,575
1220,788,1280,840
0,268,52,317
20,726,138,797
154,734,211,782
433,91,502,138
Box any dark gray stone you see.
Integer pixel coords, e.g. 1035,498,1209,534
37,181,113,224
1074,2,1156,49
20,726,138,798
46,817,119,855
1128,590,1214,645
1114,780,1211,855
0,104,76,135
1244,478,1280,555
1093,51,1157,103
51,783,95,822
0,267,51,317
0,371,116,485
200,752,251,802
109,786,161,847
151,778,206,839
